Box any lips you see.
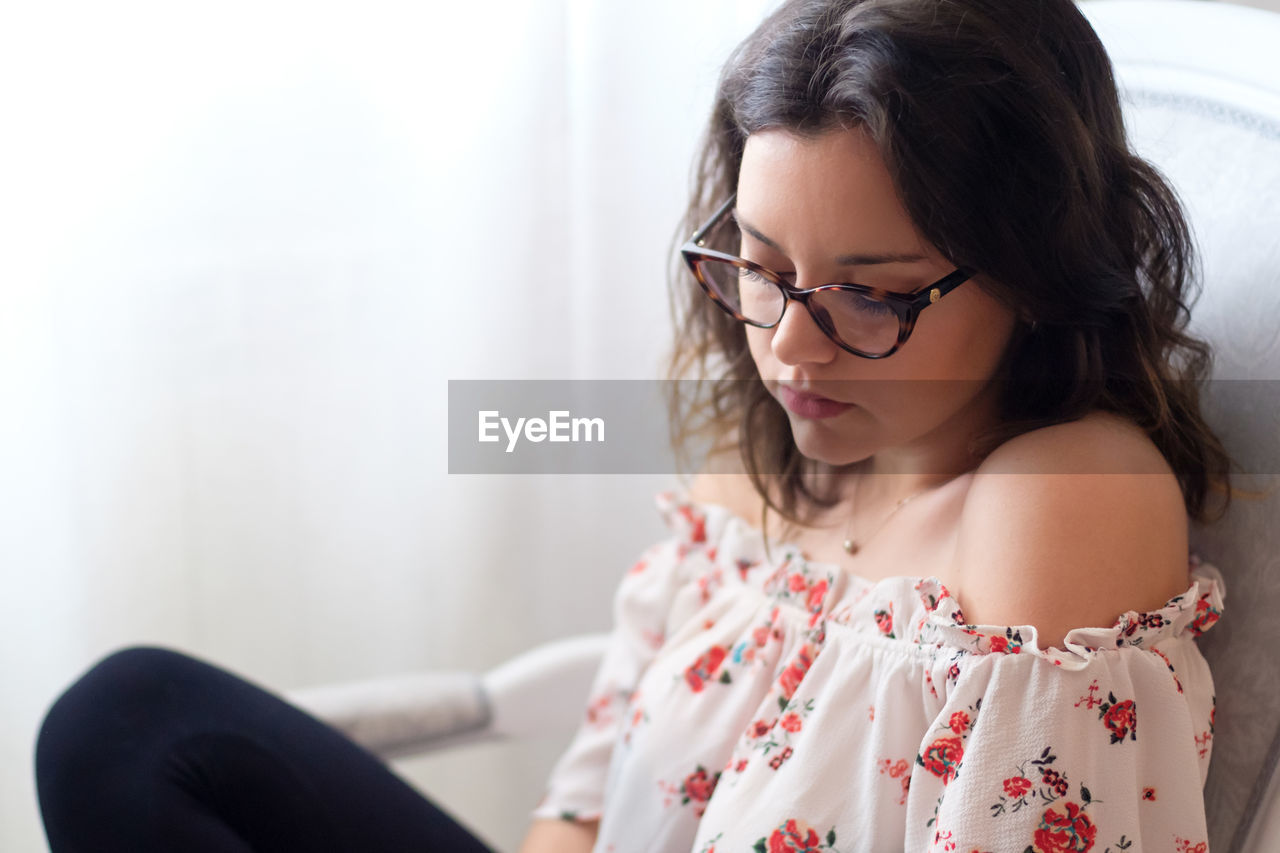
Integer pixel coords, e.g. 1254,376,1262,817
777,385,854,419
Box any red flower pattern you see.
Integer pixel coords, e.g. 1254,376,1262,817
878,757,911,805
663,762,721,819
1033,801,1096,853
805,578,829,614
919,736,964,785
584,693,613,727
683,766,719,804
1097,692,1137,744
1004,775,1033,798
874,606,895,637
1102,699,1137,743
684,646,728,692
779,645,817,701
1040,767,1070,798
676,504,707,543
1190,596,1221,637
763,818,832,852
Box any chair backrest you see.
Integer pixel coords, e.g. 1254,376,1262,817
1079,3,1280,851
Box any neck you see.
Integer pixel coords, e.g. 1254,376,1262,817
869,379,1000,489
822,381,1001,513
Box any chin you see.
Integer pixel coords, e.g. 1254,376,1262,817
787,417,874,467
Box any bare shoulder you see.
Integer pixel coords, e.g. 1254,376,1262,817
971,410,1176,476
952,411,1191,649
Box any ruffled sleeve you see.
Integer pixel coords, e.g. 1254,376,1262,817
528,491,711,825
904,559,1225,852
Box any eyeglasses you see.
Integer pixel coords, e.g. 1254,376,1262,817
680,194,974,359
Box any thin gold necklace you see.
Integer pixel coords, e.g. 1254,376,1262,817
841,478,934,556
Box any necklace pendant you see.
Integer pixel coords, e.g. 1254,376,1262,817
842,539,859,555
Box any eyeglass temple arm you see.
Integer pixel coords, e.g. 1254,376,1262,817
690,194,738,246
908,267,973,308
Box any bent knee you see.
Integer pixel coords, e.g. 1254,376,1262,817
36,646,201,770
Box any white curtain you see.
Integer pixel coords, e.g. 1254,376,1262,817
0,1,777,849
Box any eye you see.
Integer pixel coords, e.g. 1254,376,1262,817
735,266,797,289
845,292,895,315
825,290,896,318
745,267,797,286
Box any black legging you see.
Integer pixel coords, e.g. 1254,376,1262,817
34,646,498,852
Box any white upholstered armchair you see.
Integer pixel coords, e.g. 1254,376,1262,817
287,3,1280,850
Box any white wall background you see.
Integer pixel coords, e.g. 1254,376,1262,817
1,1,1274,852
0,1,777,850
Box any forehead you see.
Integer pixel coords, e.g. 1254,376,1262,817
735,127,930,258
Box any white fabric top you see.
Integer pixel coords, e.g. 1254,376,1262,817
530,489,1225,853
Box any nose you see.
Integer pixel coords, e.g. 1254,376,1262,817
769,291,841,366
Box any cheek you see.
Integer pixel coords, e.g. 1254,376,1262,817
745,326,775,375
909,297,1018,381
951,310,1018,380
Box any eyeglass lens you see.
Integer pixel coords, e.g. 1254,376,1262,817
695,256,901,356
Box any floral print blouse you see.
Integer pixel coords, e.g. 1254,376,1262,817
529,490,1225,853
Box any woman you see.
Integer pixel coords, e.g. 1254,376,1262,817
36,1,1234,852
524,0,1234,850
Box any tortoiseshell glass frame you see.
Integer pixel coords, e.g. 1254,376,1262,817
680,194,975,359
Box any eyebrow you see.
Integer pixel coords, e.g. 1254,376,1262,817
732,209,928,266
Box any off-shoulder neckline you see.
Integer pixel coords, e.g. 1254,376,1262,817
665,484,926,584
659,485,1211,584
656,486,1226,660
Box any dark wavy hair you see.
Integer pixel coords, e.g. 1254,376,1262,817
665,0,1246,528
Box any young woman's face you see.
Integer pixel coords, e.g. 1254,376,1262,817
735,127,1019,471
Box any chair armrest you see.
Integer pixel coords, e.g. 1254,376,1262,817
285,632,610,760
286,669,490,759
